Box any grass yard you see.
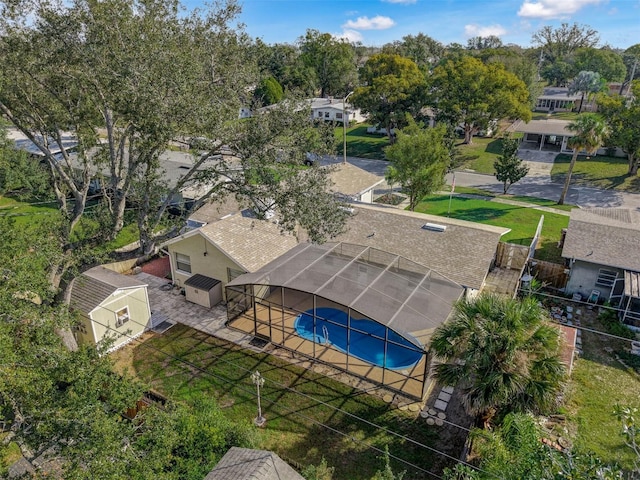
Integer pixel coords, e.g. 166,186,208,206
531,111,580,121
0,433,22,472
551,154,640,193
450,186,574,211
564,312,640,471
455,137,504,174
124,325,443,479
334,124,389,160
414,194,570,262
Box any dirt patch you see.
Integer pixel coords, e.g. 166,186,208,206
110,331,157,375
374,193,406,205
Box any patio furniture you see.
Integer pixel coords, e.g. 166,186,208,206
587,290,600,304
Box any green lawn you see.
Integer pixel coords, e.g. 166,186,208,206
531,111,581,121
565,312,640,471
449,186,574,212
334,124,389,160
551,154,640,193
127,325,443,479
455,137,504,174
414,194,570,262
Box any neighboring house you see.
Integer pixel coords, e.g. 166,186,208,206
204,447,304,480
561,208,640,328
534,87,590,113
335,203,510,298
507,119,576,154
310,98,365,127
328,163,385,203
7,126,78,161
69,266,151,352
162,209,298,302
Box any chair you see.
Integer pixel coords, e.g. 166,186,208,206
587,290,600,304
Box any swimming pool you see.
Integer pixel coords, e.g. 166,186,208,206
293,307,423,370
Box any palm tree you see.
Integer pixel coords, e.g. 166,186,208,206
558,113,609,205
430,294,566,425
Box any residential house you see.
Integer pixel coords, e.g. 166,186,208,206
534,87,591,113
162,209,298,302
69,266,151,352
561,208,640,328
327,163,385,203
204,447,304,480
310,98,365,127
507,119,576,154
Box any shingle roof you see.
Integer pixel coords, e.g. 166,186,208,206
69,266,147,314
204,447,304,480
561,208,640,271
328,163,384,199
199,211,299,272
335,204,509,290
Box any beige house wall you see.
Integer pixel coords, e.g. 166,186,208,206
167,234,245,299
77,287,150,351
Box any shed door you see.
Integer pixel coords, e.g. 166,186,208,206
610,276,625,306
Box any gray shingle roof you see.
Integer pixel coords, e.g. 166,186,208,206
562,208,640,271
327,163,384,198
335,204,509,290
507,119,573,136
199,211,299,272
204,447,304,480
69,266,147,314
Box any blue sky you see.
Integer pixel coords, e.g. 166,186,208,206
226,0,639,49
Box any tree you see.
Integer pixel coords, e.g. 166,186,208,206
568,71,605,113
429,56,532,144
382,33,445,70
430,294,566,424
558,113,609,204
466,36,503,50
532,23,600,64
351,54,425,143
384,122,449,211
494,137,529,194
302,457,335,480
598,81,640,175
299,29,357,98
254,76,284,106
573,48,627,83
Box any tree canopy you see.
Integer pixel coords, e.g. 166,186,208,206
430,294,566,424
494,137,529,194
352,53,425,142
385,122,449,211
429,56,532,144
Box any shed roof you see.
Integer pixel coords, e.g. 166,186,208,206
228,242,464,344
184,274,221,290
327,163,384,199
204,447,304,480
69,266,147,314
562,208,640,272
335,204,509,290
507,119,573,137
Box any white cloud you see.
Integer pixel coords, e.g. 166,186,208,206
343,15,396,31
518,0,606,19
334,29,364,43
382,0,417,4
464,24,507,38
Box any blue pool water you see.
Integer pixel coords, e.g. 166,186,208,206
293,307,423,370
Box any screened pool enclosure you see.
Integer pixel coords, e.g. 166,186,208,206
225,242,464,400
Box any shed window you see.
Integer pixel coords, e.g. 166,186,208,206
336,112,343,119
115,306,130,327
595,268,618,287
324,112,330,118
176,253,191,273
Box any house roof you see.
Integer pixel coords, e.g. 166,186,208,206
561,208,640,272
164,210,299,272
69,266,147,314
188,196,242,224
538,87,583,101
327,163,385,199
204,447,304,480
334,204,510,290
507,119,573,137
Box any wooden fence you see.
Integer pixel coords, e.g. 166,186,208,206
495,242,529,270
533,260,568,290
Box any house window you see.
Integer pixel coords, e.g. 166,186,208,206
115,306,130,327
595,269,618,288
176,253,191,273
324,112,330,118
336,112,343,119
317,111,323,117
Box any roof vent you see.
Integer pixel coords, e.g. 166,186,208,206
422,223,446,232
